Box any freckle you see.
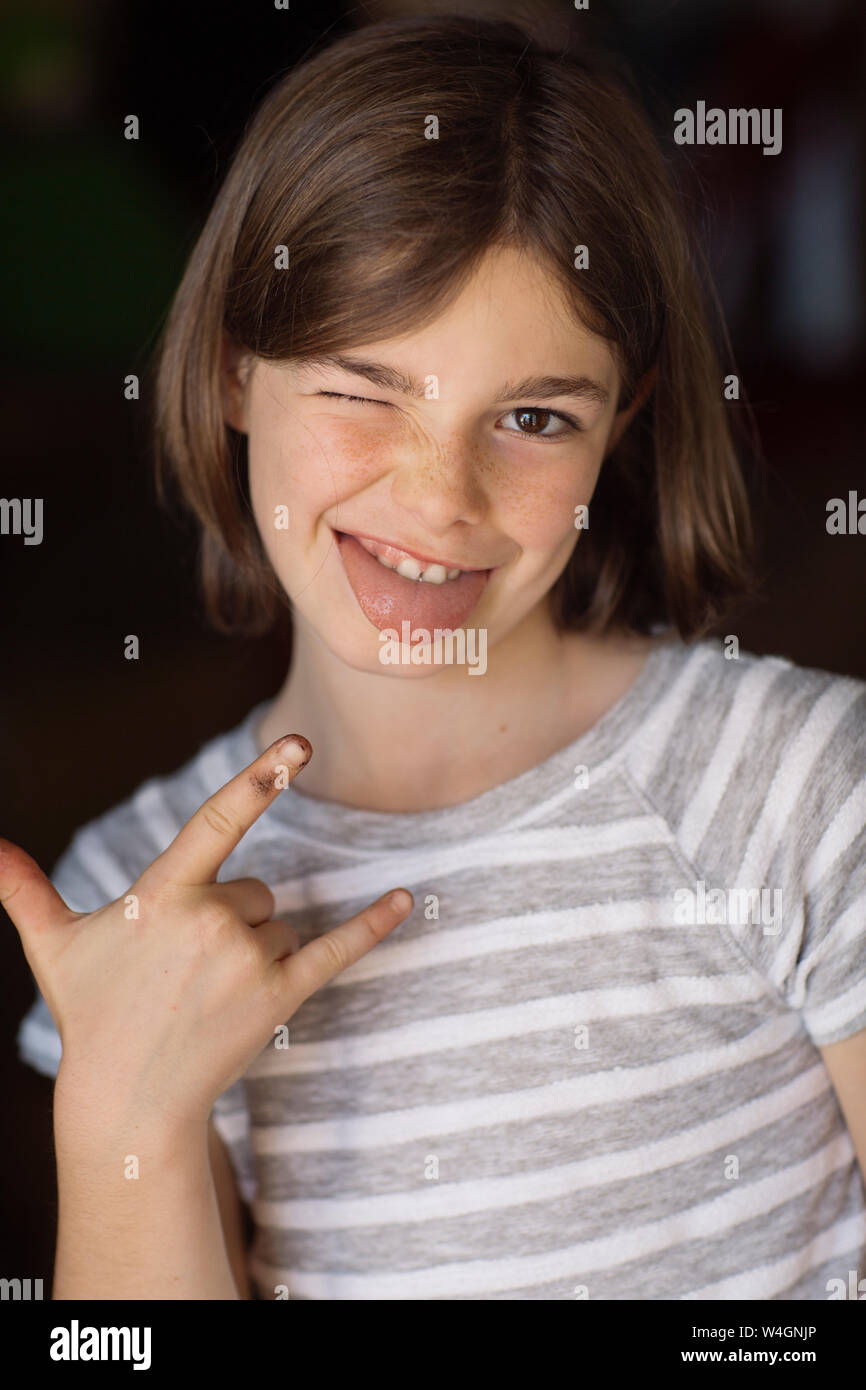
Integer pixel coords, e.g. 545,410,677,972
499,724,507,734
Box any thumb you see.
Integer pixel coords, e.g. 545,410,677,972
0,839,76,936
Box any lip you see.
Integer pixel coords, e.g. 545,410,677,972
332,528,490,574
334,528,492,633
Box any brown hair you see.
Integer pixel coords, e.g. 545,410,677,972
153,12,759,638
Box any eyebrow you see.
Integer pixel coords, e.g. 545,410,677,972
302,354,610,409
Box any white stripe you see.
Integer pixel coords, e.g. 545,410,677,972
16,1018,62,1076
270,817,670,913
326,898,695,988
682,1210,866,1299
213,734,246,783
252,1013,800,1152
499,747,624,833
804,771,866,894
788,896,866,1009
625,643,719,787
738,680,862,889
64,828,130,901
237,1176,256,1205
256,1065,831,1231
198,738,242,794
678,659,787,860
804,977,866,1041
249,1134,854,1299
211,1106,248,1144
132,780,183,854
242,811,377,862
253,972,770,1081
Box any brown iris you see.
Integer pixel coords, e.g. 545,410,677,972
514,408,552,434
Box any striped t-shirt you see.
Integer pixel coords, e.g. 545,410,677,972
17,637,866,1300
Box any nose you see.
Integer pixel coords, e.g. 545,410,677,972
388,431,488,532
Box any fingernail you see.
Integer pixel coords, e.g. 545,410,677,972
390,889,412,912
275,734,312,766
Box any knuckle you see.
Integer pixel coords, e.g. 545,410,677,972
242,877,276,914
233,931,265,975
240,875,269,894
0,875,27,912
319,931,350,974
195,900,236,936
200,799,240,842
355,907,384,946
136,873,174,910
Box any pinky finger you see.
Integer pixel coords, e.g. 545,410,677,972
277,890,413,1010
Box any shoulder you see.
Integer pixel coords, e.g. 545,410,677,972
49,705,263,912
621,638,866,1046
625,637,866,864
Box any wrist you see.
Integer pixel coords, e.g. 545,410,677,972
53,1064,206,1157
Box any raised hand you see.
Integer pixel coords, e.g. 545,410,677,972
1,734,413,1130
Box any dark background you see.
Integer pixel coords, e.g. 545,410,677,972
1,0,864,1284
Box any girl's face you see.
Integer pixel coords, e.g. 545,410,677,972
225,243,639,676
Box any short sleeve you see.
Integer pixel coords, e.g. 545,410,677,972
714,671,866,1048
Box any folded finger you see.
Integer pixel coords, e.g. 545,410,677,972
211,877,276,927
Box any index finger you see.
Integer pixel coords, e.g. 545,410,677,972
147,734,312,888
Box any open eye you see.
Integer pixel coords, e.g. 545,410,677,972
499,407,580,437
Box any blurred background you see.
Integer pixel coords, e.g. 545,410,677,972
1,0,864,1283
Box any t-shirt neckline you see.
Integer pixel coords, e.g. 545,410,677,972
231,635,688,850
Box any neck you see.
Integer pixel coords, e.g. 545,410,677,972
254,604,655,812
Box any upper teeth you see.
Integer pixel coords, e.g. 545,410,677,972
375,553,462,584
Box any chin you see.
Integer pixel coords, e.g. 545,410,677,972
321,620,489,680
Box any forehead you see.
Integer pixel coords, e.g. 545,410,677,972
390,243,613,366
280,243,621,396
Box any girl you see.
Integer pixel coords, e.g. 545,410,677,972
9,14,866,1301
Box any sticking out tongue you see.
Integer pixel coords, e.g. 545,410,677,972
335,532,489,633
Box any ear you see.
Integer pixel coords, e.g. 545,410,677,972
605,364,657,456
220,330,253,433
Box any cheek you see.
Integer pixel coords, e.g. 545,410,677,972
248,418,394,528
496,446,603,554
266,419,397,495
318,421,398,486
